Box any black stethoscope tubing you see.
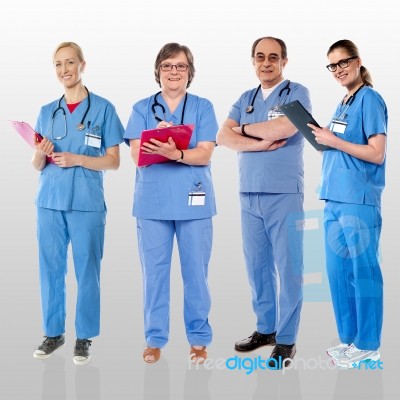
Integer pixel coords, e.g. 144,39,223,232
52,86,91,135
336,83,365,120
341,83,365,107
152,91,188,125
246,80,291,114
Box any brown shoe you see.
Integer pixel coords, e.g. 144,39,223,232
143,347,161,363
190,346,207,364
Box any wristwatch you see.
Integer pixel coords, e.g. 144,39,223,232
176,149,184,162
241,123,249,135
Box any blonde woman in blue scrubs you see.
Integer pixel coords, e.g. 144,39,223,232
309,39,387,368
32,42,124,365
124,43,218,364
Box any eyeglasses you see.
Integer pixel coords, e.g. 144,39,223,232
160,63,189,72
326,56,358,72
254,54,282,63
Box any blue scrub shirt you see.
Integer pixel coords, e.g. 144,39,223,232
320,86,387,206
124,93,218,220
35,92,125,211
228,80,311,194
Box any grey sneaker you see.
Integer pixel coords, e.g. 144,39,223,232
327,343,350,357
33,335,65,359
73,339,92,366
333,344,380,368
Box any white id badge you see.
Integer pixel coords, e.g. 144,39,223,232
188,191,205,206
330,120,347,134
85,133,102,148
268,106,285,120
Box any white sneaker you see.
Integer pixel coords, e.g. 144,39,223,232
327,343,349,357
333,344,380,368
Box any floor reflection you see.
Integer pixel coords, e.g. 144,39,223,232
253,368,302,400
143,355,170,400
40,354,66,400
332,366,383,400
75,364,100,400
184,364,212,400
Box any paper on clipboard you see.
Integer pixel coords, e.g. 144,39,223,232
278,101,332,151
138,124,194,167
10,120,55,163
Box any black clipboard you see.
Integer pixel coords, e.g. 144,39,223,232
278,100,332,151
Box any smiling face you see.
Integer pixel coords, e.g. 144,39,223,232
327,48,362,91
252,38,287,89
53,46,85,90
158,51,189,93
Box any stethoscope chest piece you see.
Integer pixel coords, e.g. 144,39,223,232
246,80,291,114
245,105,254,114
51,86,91,139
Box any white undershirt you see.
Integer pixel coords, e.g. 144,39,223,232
261,79,285,100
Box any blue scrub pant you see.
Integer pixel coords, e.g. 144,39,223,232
324,201,383,350
37,208,105,339
136,218,213,348
240,193,304,345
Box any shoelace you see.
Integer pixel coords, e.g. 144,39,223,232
344,344,369,357
343,344,355,356
40,337,58,349
252,331,273,340
75,339,92,352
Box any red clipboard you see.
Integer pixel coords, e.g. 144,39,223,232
138,124,194,167
10,120,55,164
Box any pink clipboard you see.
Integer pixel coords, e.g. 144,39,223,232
10,120,55,164
138,124,194,167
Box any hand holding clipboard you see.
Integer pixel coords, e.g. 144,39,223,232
278,101,332,151
138,124,194,166
10,120,56,163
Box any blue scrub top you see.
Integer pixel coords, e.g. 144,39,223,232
228,80,311,193
35,92,125,211
124,93,218,220
320,86,387,207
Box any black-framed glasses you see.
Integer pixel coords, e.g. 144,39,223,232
254,54,281,64
160,63,189,72
326,56,358,72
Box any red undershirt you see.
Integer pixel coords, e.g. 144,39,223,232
66,102,81,113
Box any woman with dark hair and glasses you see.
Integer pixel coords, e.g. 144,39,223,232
309,39,387,368
124,43,218,364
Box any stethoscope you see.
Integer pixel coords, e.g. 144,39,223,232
51,86,91,140
246,80,291,113
151,91,188,125
336,83,365,120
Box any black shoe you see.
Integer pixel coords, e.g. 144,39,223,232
234,331,276,352
73,339,92,366
33,335,65,359
268,344,296,369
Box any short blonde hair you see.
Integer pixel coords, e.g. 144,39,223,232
53,42,85,63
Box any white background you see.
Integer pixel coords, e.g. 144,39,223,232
1,0,399,399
